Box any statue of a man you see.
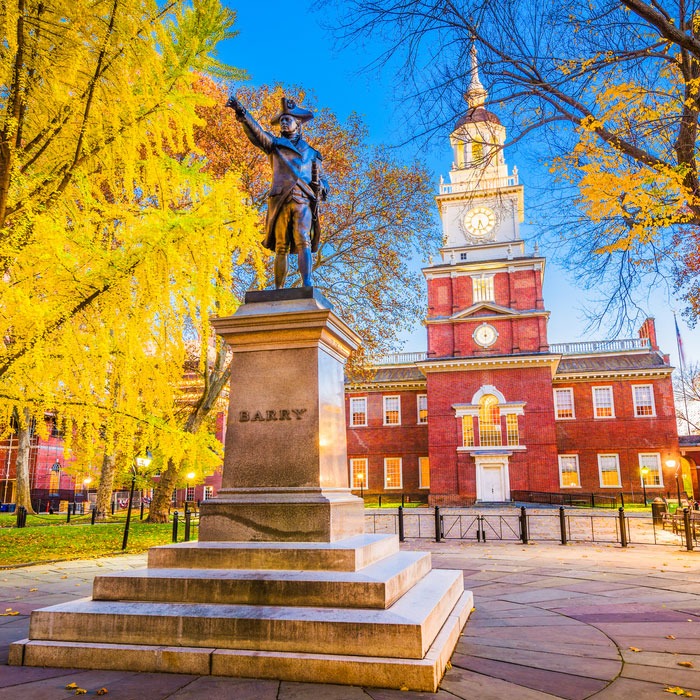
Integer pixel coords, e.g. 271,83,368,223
226,95,328,289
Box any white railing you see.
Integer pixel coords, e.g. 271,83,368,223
550,338,651,355
439,173,518,195
372,352,427,365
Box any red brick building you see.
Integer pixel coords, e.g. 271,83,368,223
345,54,696,505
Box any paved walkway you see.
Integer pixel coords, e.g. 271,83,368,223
0,541,698,699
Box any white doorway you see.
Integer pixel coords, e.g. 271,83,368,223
475,455,510,502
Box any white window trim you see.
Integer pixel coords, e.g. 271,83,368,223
632,384,656,418
597,453,621,488
558,454,581,488
553,388,575,420
350,457,368,489
384,457,403,489
472,273,495,303
417,394,428,424
592,386,615,419
639,453,664,488
383,395,401,426
349,397,367,427
418,456,430,489
203,485,213,501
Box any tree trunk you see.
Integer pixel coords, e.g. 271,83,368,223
94,453,116,521
14,407,35,513
147,457,178,523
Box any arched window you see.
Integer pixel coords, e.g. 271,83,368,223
479,394,501,446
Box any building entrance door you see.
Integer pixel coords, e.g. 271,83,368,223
475,455,510,502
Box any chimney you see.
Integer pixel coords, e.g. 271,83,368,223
638,317,658,351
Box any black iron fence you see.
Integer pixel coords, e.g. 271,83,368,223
365,505,698,550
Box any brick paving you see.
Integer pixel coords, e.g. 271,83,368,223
0,540,698,699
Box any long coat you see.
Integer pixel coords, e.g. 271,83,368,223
238,112,327,254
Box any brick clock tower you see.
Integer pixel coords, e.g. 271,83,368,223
421,48,559,504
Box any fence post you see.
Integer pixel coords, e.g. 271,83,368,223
91,506,97,525
591,493,595,508
172,511,179,543
378,495,382,508
398,506,405,542
619,492,625,509
111,500,115,515
520,506,529,544
683,508,694,552
434,506,441,542
184,510,191,542
559,507,567,545
618,507,628,548
16,505,25,528
66,505,71,523
140,500,145,520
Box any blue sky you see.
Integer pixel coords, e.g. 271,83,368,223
219,0,699,367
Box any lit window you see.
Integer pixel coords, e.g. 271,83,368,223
554,388,575,419
472,141,483,162
349,397,367,427
203,486,213,501
186,486,195,502
383,396,401,426
559,455,580,487
506,414,519,446
639,453,662,486
479,394,501,446
417,395,428,424
592,386,615,418
384,457,402,489
598,454,621,487
419,457,430,489
472,274,495,303
633,385,655,417
350,458,368,489
462,416,475,446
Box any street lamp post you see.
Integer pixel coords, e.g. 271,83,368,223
185,471,195,511
665,459,681,505
357,473,364,500
82,477,92,512
122,451,152,551
640,467,649,506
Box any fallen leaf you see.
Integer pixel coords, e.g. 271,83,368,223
664,687,693,697
65,683,78,689
29,588,37,592
678,661,694,668
96,689,108,696
629,647,642,652
667,635,676,640
60,575,68,579
74,690,87,696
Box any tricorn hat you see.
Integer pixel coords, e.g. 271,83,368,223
270,97,314,125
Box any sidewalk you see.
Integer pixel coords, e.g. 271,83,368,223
0,540,698,699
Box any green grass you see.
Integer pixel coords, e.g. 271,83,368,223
0,518,185,567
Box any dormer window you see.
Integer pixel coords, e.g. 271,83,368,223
472,274,494,303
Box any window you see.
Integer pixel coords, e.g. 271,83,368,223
592,386,615,418
186,486,195,502
203,486,213,501
553,388,575,419
384,458,402,489
559,455,580,488
639,453,662,486
472,274,495,303
633,385,655,417
598,454,621,487
350,458,368,489
417,395,428,424
462,416,475,446
419,457,430,489
460,252,468,261
506,414,519,446
350,397,367,427
383,396,401,425
49,469,59,495
479,394,501,446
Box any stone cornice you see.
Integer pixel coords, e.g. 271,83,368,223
427,309,551,323
553,367,673,382
345,380,427,392
423,256,546,278
418,354,561,374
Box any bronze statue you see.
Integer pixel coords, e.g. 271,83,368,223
226,95,328,289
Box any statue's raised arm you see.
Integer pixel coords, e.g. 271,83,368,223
226,95,328,289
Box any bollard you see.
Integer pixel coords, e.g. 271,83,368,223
140,500,145,520
91,506,97,525
559,506,567,545
378,495,382,508
618,507,627,548
66,506,71,523
480,515,486,542
434,506,441,542
172,511,179,543
683,508,694,552
398,506,405,542
520,506,529,544
184,510,191,542
111,501,115,515
16,505,25,528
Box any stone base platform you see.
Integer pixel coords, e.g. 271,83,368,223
9,535,472,692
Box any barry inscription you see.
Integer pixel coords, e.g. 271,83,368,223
239,409,308,422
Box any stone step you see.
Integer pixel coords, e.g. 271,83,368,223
29,569,463,660
93,550,432,609
147,532,398,572
11,590,473,692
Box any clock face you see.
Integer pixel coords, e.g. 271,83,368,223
474,323,498,348
463,206,496,238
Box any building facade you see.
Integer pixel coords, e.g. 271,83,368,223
346,51,696,505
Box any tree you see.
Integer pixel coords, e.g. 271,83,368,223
0,1,267,509
674,362,700,434
327,0,700,328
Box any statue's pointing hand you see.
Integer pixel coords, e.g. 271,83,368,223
226,95,246,120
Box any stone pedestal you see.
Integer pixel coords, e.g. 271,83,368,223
10,287,472,692
199,288,364,542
